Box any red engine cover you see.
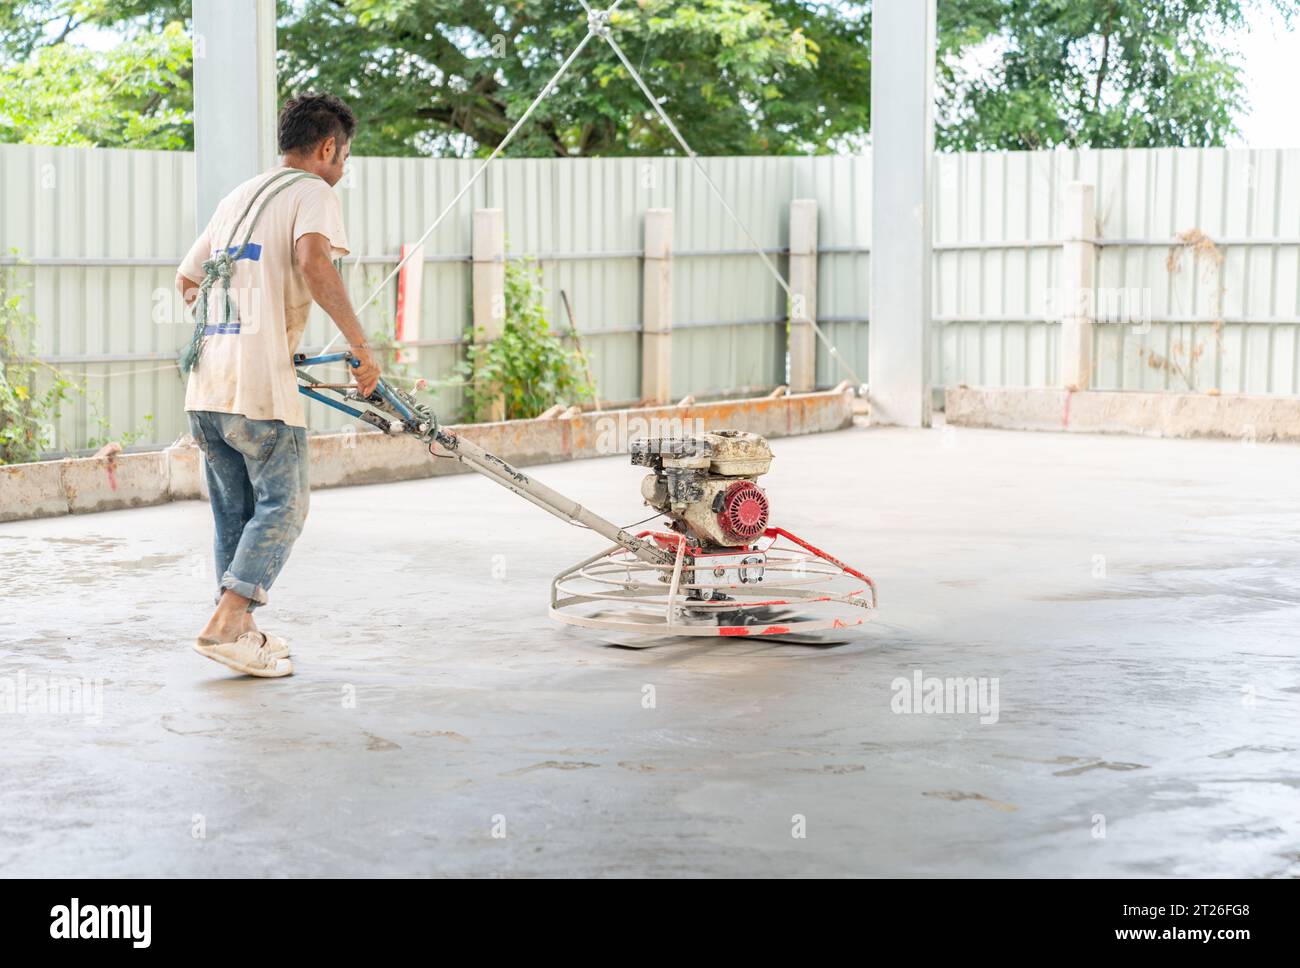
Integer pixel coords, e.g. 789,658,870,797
717,480,769,541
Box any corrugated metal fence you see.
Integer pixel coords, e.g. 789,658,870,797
1,144,1297,450
934,148,1300,393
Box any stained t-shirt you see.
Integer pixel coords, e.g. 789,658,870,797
178,166,350,428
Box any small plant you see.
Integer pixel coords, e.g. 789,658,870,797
0,260,155,463
364,321,417,388
457,258,593,423
87,411,154,451
0,263,76,464
345,266,419,388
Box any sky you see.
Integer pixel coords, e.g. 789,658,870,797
1231,4,1300,147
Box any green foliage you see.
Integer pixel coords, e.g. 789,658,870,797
2,0,858,154
0,264,74,464
345,267,420,387
2,1,1298,153
457,259,593,422
86,411,153,450
935,0,1298,150
0,261,156,462
282,0,849,156
365,325,415,385
0,17,192,148
0,0,189,62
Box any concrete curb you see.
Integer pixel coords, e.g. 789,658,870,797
945,386,1300,443
0,387,854,523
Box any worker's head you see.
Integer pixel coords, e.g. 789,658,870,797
278,93,356,186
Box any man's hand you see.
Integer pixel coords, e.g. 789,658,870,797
349,344,381,397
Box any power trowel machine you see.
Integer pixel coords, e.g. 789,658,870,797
296,352,876,643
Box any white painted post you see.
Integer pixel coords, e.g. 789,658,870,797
641,209,673,404
1061,181,1096,390
192,0,278,228
869,0,935,427
472,208,506,421
788,199,818,393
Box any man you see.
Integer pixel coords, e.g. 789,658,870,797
176,93,380,678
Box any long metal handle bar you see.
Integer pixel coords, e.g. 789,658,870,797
295,352,673,568
431,425,672,567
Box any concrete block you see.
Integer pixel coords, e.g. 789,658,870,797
0,460,68,522
309,427,435,489
0,388,856,523
946,386,1300,443
166,442,207,500
61,451,171,515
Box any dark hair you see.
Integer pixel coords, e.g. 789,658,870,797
277,93,356,155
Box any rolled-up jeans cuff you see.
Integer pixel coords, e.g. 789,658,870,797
216,571,270,610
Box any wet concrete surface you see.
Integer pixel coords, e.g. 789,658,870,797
2,424,1298,877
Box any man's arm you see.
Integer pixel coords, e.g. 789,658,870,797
296,232,381,396
176,223,209,313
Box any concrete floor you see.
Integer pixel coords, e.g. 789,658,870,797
3,424,1299,877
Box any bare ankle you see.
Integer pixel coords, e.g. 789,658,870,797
199,590,256,643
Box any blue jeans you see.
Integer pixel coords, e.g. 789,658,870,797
188,410,310,610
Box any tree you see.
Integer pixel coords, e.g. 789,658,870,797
0,0,192,148
278,0,863,157
0,21,191,148
0,1,1296,155
936,0,1298,150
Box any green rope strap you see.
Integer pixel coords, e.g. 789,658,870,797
180,168,322,375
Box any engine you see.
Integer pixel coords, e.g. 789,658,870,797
630,430,773,549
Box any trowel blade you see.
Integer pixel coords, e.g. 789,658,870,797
571,603,858,647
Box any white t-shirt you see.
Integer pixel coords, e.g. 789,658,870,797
179,166,350,428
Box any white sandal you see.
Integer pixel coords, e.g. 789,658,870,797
193,631,293,678
259,632,291,659
195,631,290,657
